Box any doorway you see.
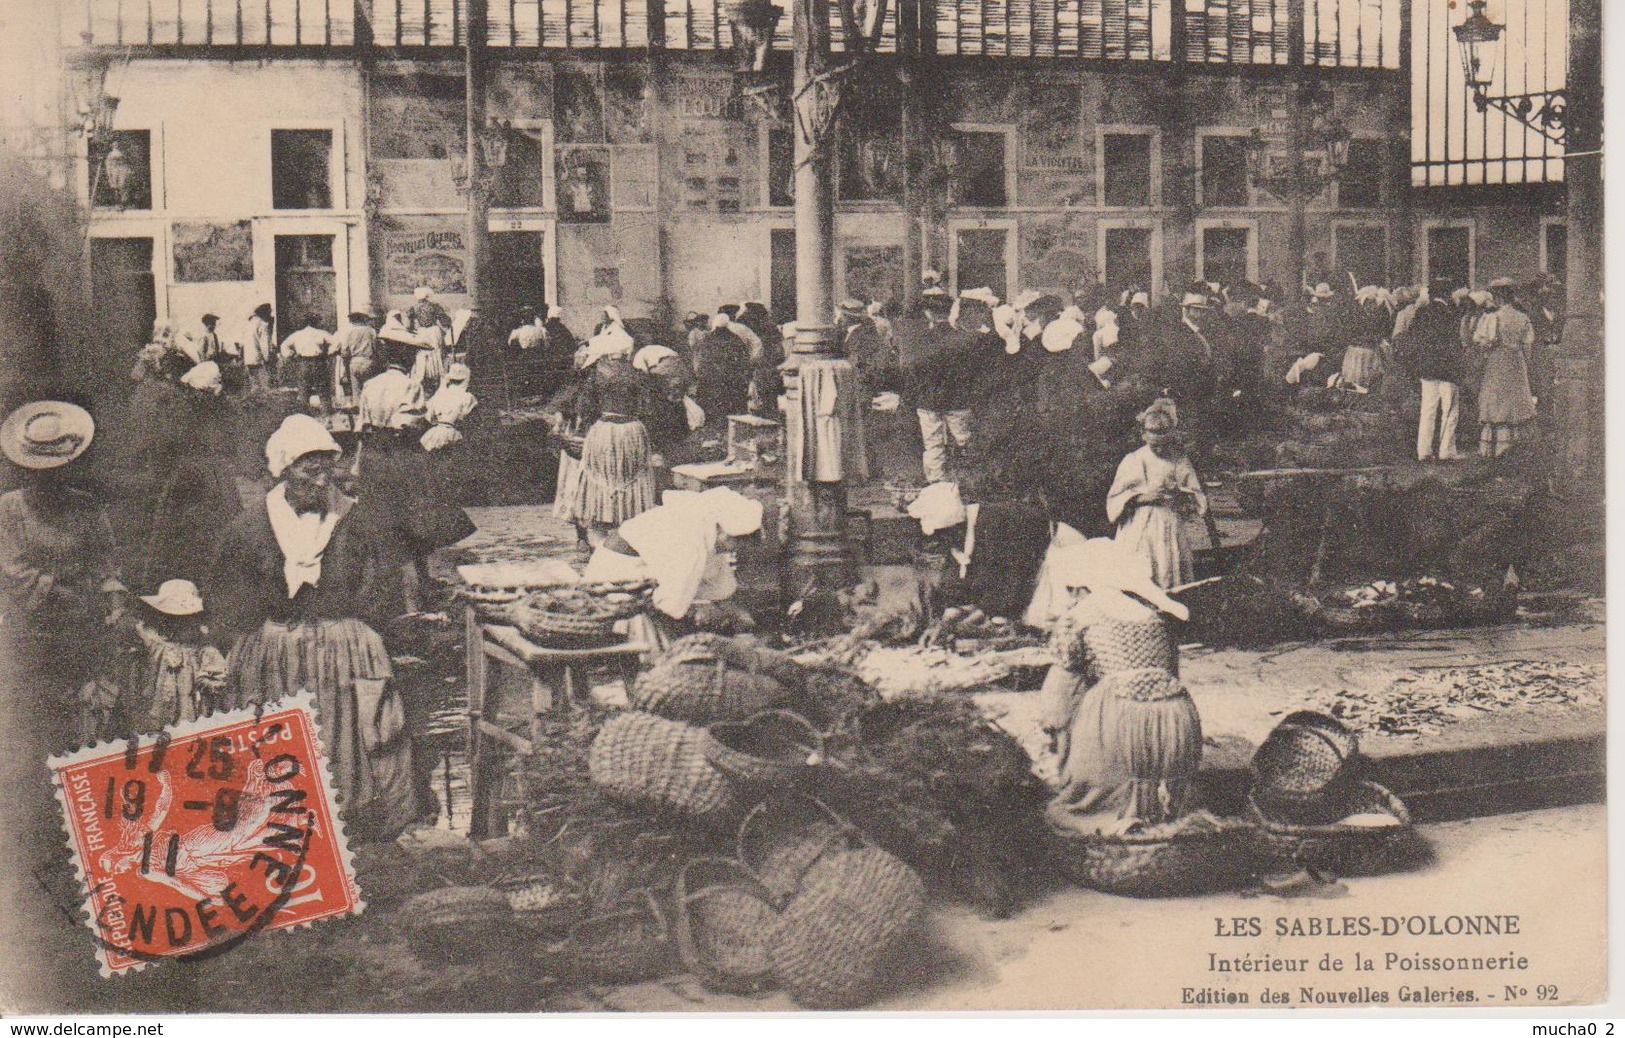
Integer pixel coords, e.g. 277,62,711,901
89,237,157,353
1425,226,1472,289
770,229,797,325
274,234,338,332
953,226,1011,298
490,231,548,330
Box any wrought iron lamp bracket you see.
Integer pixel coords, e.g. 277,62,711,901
1473,87,1568,146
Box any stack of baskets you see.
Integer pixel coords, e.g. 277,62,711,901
673,797,925,1008
399,886,518,963
1247,710,1423,876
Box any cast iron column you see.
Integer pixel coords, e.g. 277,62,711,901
1553,0,1603,492
465,0,492,338
784,0,857,597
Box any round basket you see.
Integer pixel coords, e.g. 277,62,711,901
520,607,620,647
1250,710,1361,813
549,889,674,983
588,711,735,819
1049,814,1265,898
737,798,849,903
1248,781,1424,877
578,579,657,620
495,874,587,935
400,886,515,961
769,837,926,1009
631,658,791,725
674,856,780,995
706,710,823,788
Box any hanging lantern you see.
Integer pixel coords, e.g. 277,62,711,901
480,119,511,170
102,142,133,204
723,0,784,74
1453,0,1503,96
840,0,889,53
1319,114,1352,171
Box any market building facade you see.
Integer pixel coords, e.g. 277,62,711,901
62,0,1421,348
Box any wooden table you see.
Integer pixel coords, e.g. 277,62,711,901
464,605,650,838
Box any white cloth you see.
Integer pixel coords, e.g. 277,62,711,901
917,408,971,485
425,382,476,426
180,360,222,394
633,344,679,372
1285,352,1324,385
907,481,966,535
265,482,343,599
1092,310,1119,359
265,413,340,478
358,368,425,431
1041,317,1085,354
580,325,635,368
599,488,762,618
683,396,706,430
1417,378,1463,461
280,326,334,360
1021,521,1088,629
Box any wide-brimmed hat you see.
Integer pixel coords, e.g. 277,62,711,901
139,578,204,617
1180,292,1212,309
1050,538,1190,621
1040,315,1086,353
1310,283,1336,300
1,401,94,470
413,286,434,300
959,287,1000,306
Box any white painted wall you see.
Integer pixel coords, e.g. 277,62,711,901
86,59,368,343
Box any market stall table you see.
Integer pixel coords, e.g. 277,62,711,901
464,606,651,837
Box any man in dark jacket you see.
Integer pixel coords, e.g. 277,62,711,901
1400,276,1467,461
897,292,978,483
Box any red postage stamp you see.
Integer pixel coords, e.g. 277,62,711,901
47,692,363,976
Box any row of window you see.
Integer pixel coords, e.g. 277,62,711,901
91,124,1387,215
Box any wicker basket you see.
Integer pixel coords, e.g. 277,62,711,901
706,710,823,787
514,603,620,648
769,834,926,1009
588,711,735,819
1049,814,1265,898
400,886,515,961
550,889,674,983
737,797,850,903
1248,781,1424,877
673,856,781,995
495,873,588,934
578,579,657,620
1250,710,1361,818
631,658,792,725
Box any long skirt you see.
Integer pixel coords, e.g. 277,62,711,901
1045,666,1202,837
226,618,418,841
1339,345,1381,387
568,418,657,527
1114,504,1193,590
1479,421,1533,458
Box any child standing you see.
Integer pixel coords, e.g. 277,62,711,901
1106,399,1208,589
126,579,228,731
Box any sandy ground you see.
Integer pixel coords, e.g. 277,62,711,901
563,803,1607,1012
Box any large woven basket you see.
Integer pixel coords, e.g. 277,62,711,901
588,711,735,819
706,710,823,788
550,889,674,983
1050,814,1265,898
769,835,926,1009
1250,710,1361,819
737,798,850,903
1249,781,1424,877
631,658,792,725
400,886,515,961
513,600,620,648
674,856,780,995
1318,602,1402,633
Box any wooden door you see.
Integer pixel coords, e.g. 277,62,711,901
275,235,338,332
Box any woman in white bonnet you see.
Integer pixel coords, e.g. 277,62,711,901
207,414,420,840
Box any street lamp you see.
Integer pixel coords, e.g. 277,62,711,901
1453,0,1567,145
724,0,785,73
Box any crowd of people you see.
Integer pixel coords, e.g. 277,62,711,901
1,287,485,843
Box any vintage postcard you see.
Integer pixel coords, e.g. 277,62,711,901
0,0,1606,1016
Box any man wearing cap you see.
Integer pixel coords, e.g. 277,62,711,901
1397,277,1467,461
334,311,379,405
178,313,223,366
0,401,123,750
1474,277,1537,458
836,298,891,392
898,292,978,484
240,303,276,394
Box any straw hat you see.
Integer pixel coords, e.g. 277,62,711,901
1310,283,1336,300
1,401,94,470
139,579,205,617
1050,538,1190,620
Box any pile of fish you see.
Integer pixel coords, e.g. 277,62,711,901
1308,660,1605,738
